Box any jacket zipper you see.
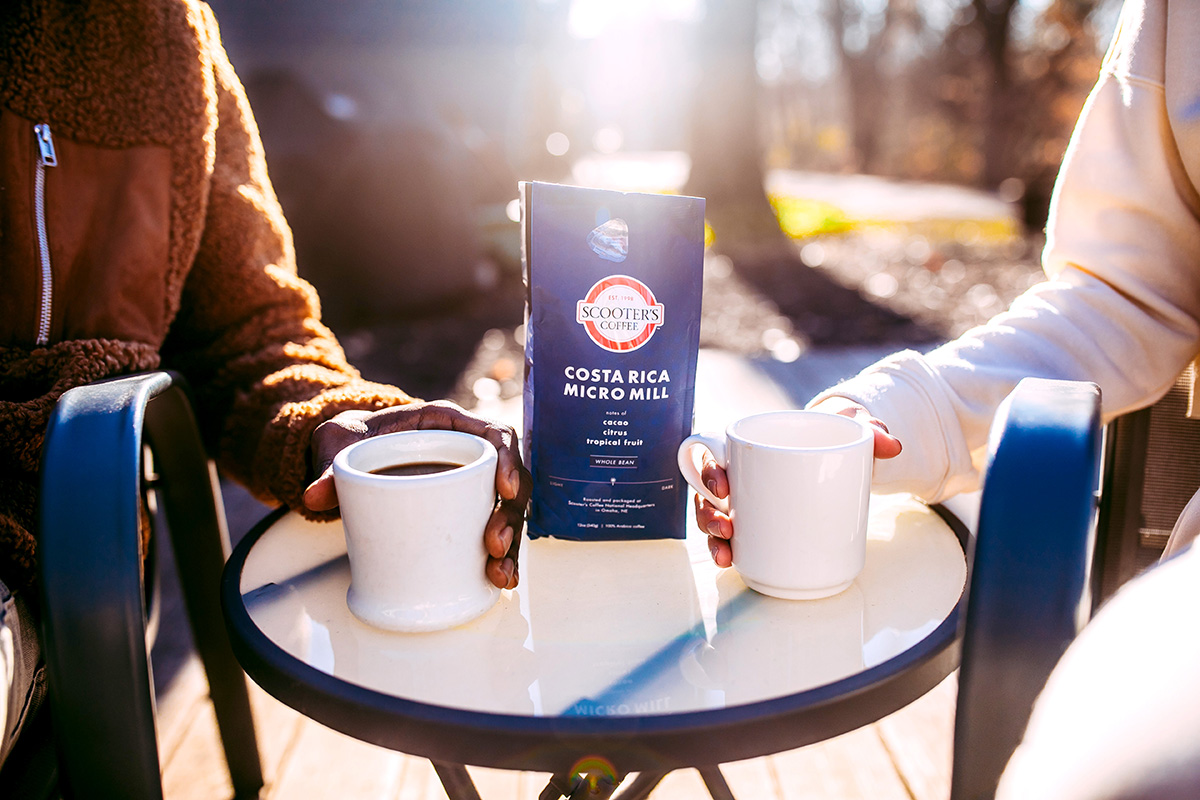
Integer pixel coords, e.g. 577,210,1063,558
33,123,57,346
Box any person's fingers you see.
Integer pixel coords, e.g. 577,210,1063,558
489,456,530,584
697,448,730,500
847,410,902,459
870,422,903,459
485,490,527,589
809,396,903,461
304,402,530,589
503,454,534,520
485,504,520,588
486,555,518,589
484,512,514,559
493,444,525,502
302,465,338,511
304,410,374,511
402,400,525,501
708,535,733,568
304,400,532,504
694,493,732,540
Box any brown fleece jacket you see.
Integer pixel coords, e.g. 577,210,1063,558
0,0,414,592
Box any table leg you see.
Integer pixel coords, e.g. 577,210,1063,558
431,761,483,800
609,771,667,800
530,765,736,800
535,766,731,800
569,771,621,799
539,773,576,800
697,766,737,800
538,769,626,799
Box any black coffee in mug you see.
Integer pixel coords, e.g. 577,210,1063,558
369,461,463,477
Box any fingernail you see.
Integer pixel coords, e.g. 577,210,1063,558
709,540,720,559
706,479,718,494
502,525,515,550
706,521,723,538
503,558,515,582
508,468,521,490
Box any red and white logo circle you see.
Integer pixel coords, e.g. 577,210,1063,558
576,275,665,353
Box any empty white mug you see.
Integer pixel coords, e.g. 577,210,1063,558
677,410,873,599
333,430,501,631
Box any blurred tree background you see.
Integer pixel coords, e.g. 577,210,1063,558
204,0,1122,386
715,0,1119,243
772,0,1116,222
503,0,1120,248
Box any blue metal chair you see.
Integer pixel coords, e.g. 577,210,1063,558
20,371,263,799
1093,365,1200,599
950,377,1103,800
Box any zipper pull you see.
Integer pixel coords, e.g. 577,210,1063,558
34,124,57,167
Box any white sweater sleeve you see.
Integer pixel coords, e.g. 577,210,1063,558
811,0,1200,503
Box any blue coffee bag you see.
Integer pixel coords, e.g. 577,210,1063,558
521,182,705,541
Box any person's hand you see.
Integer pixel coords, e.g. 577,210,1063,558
303,401,532,589
694,397,902,568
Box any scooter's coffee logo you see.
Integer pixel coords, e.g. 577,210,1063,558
576,275,664,352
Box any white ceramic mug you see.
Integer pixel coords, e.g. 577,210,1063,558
677,410,873,600
332,430,501,631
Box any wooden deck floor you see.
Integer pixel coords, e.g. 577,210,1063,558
152,483,958,800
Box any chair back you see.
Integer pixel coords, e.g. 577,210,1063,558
1093,365,1200,606
950,378,1102,800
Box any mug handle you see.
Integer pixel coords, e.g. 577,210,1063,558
677,433,729,513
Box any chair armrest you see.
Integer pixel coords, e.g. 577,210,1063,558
951,377,1102,800
38,370,262,800
38,372,181,798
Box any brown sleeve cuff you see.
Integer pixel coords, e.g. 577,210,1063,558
240,378,416,519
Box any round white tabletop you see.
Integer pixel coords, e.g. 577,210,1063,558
223,493,966,773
